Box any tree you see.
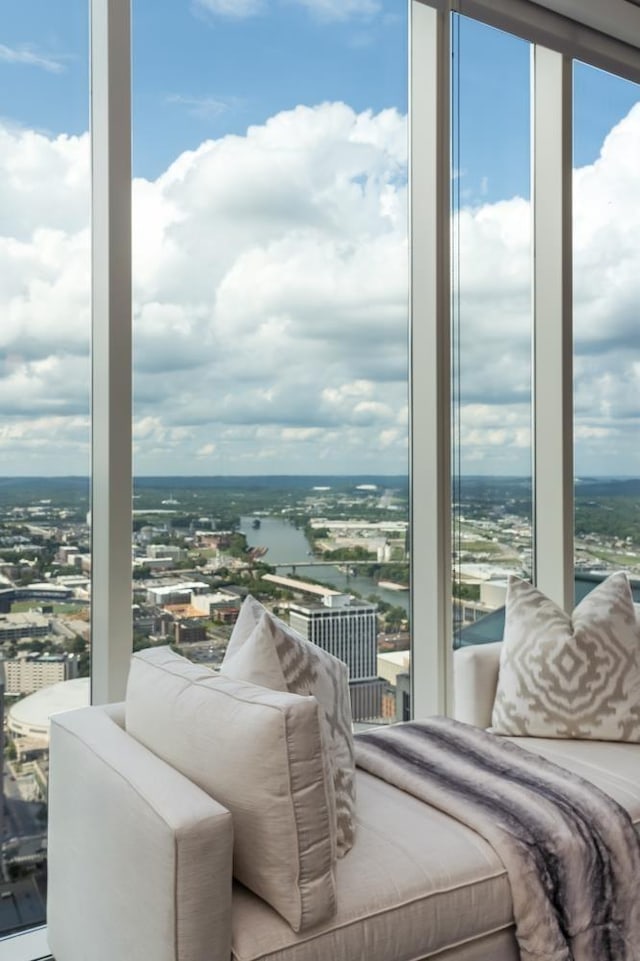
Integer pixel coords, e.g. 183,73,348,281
452,582,480,601
70,635,87,654
77,652,90,677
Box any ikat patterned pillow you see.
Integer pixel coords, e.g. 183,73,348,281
222,595,357,856
491,571,640,741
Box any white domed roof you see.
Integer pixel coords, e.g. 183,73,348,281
8,677,90,738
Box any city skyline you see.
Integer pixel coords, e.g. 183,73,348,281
0,2,638,478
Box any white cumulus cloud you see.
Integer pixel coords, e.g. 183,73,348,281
2,96,640,476
287,0,381,21
193,0,264,18
0,43,65,74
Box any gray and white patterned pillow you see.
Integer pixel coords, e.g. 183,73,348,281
222,595,357,856
492,572,640,740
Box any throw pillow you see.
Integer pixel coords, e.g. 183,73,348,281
222,594,357,856
492,571,640,740
126,646,337,932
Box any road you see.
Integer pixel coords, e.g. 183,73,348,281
3,770,44,842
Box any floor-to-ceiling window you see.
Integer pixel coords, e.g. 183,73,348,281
409,0,640,718
0,0,90,943
130,0,409,727
451,15,533,648
573,63,640,599
3,2,640,956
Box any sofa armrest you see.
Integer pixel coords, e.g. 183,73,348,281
452,642,502,729
102,699,125,727
47,705,233,961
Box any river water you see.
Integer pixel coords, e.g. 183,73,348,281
240,515,409,613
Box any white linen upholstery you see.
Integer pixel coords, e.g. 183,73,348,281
453,642,502,728
492,572,640,739
223,595,357,857
47,703,233,961
509,736,640,823
231,738,640,961
231,768,514,961
48,641,640,961
126,646,337,932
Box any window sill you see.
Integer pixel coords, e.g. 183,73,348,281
1,927,51,961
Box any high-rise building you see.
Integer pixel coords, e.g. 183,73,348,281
288,594,385,721
289,593,377,680
0,679,4,846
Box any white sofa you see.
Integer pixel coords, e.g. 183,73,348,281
47,642,640,961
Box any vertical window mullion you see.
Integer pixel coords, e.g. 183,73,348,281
90,0,132,704
410,0,452,717
532,44,574,610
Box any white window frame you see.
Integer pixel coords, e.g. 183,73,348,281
90,0,132,706
409,0,640,716
4,2,132,957
409,0,453,718
531,44,573,610
1,927,51,961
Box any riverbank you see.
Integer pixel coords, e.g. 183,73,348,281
241,515,410,614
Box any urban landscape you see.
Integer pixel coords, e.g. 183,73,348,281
1,473,640,933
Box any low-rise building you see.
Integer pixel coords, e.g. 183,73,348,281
191,590,241,617
173,620,207,645
135,556,177,572
146,582,210,607
56,545,80,565
0,612,51,644
377,650,410,687
147,544,186,562
2,653,79,696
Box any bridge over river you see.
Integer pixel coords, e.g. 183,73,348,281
271,559,407,569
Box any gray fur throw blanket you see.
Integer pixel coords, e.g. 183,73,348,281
355,717,640,961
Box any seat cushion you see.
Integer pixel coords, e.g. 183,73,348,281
231,769,513,961
506,735,640,827
230,736,640,961
126,646,337,933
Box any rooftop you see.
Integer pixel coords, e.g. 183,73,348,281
7,677,90,738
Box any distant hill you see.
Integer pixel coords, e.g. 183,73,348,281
133,475,409,492
0,473,636,504
574,477,640,499
0,476,89,506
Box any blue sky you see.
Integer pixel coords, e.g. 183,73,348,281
454,17,640,204
133,1,407,177
0,0,407,176
0,1,88,136
0,2,638,477
3,4,637,189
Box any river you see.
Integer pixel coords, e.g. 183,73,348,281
240,515,409,613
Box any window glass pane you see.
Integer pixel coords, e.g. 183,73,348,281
0,0,90,938
573,63,640,604
132,2,409,725
451,16,532,648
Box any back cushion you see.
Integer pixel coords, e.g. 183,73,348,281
222,595,357,856
492,572,640,741
125,646,337,932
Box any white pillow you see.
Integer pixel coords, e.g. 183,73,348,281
492,572,640,740
125,646,337,932
222,595,357,857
